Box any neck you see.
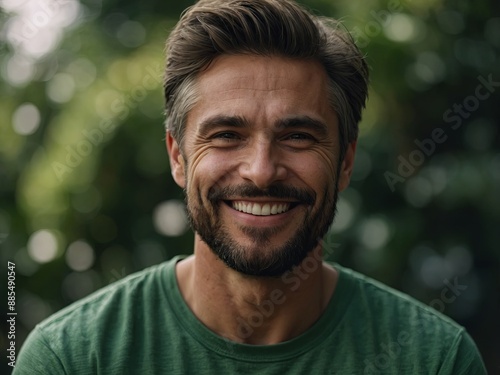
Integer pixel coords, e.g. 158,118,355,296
175,235,338,345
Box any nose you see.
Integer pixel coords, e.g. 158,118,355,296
238,139,287,189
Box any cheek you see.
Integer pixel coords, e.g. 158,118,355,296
186,152,236,197
290,151,338,185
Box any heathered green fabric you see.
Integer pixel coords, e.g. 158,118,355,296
14,256,486,374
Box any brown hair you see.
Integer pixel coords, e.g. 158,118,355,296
164,0,369,159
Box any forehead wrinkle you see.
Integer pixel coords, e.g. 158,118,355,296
198,56,326,93
188,55,334,137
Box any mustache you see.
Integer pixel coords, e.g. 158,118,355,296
207,183,316,205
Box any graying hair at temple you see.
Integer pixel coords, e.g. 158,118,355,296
163,0,369,160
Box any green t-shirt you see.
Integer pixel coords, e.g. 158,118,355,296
13,256,486,374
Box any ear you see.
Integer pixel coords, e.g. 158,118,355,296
338,141,357,192
166,131,186,188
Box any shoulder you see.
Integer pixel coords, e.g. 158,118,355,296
40,260,171,333
331,264,486,374
15,259,177,374
335,263,463,330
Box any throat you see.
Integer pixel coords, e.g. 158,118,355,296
185,250,337,345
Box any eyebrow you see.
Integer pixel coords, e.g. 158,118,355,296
275,116,329,137
197,114,329,137
198,115,248,137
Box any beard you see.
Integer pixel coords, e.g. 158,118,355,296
185,179,340,277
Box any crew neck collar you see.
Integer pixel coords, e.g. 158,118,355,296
162,255,355,362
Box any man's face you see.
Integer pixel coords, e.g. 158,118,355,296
167,55,355,277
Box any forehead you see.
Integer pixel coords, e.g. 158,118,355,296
186,54,335,130
200,54,328,92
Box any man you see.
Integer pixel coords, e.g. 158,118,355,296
14,0,486,373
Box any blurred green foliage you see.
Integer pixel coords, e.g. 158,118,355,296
1,0,499,373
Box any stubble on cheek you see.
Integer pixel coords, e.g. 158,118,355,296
185,178,220,236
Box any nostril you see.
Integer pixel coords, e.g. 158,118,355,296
239,169,287,189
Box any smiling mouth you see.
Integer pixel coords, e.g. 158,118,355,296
226,200,298,216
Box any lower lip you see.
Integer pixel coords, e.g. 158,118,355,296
222,202,299,227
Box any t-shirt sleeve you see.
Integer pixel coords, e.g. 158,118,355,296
12,326,66,375
438,329,487,375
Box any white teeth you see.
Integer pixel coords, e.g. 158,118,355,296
261,204,271,216
231,201,291,216
252,204,261,215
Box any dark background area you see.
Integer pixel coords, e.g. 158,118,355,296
1,0,499,373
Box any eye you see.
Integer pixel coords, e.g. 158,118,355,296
284,133,315,142
280,132,317,150
211,132,241,143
